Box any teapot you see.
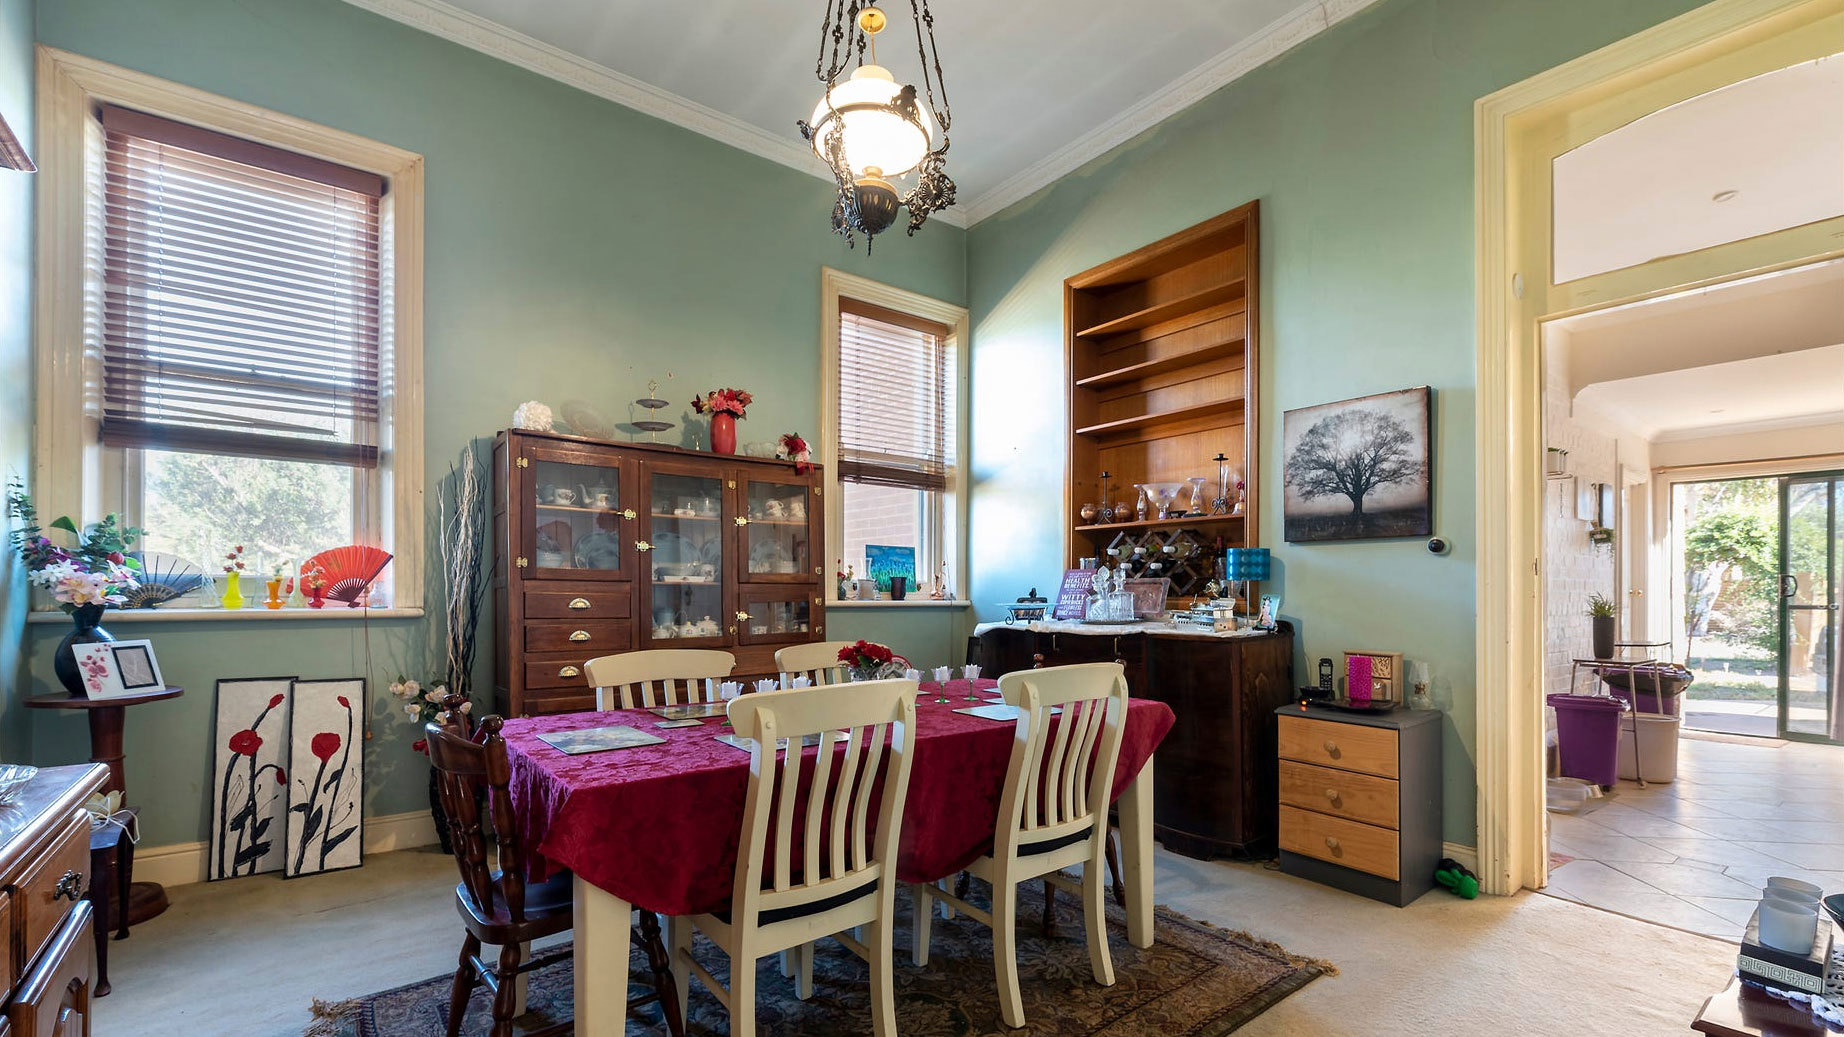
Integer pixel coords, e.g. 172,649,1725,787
588,483,614,508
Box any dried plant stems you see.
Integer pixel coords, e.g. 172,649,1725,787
439,447,490,700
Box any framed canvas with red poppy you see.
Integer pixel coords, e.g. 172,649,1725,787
209,677,296,881
285,678,366,878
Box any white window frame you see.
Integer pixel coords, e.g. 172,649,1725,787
820,267,969,606
32,47,425,615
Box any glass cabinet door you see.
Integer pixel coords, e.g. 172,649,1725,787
641,465,728,646
735,587,823,646
736,474,820,583
521,443,635,581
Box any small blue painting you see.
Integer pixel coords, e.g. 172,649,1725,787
864,544,917,593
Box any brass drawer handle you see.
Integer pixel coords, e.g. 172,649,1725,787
1324,836,1342,855
558,665,581,678
53,870,83,901
568,598,592,610
1324,788,1342,805
568,630,591,642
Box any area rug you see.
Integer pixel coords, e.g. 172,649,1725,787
307,886,1333,1036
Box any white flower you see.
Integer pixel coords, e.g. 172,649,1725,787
389,681,405,697
402,703,419,718
513,400,554,431
404,679,420,695
423,690,443,703
458,701,473,713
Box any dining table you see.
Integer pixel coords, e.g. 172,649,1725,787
502,678,1175,1037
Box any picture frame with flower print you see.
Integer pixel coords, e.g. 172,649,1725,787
70,639,164,699
285,679,365,878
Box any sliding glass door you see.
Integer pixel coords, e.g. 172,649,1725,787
1780,472,1843,743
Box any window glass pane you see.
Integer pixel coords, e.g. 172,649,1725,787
841,481,929,579
140,448,354,580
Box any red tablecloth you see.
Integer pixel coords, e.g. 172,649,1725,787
503,680,1173,917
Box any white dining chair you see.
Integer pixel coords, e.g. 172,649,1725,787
583,649,736,710
671,678,918,1037
909,661,1128,1029
774,639,903,686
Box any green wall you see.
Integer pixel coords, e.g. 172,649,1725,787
23,0,967,846
964,0,1705,846
0,0,31,763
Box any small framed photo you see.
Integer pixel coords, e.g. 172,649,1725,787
71,639,165,699
1256,594,1281,631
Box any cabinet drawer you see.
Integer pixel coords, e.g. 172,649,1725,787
8,815,88,974
524,654,596,690
524,587,631,620
1280,805,1399,880
0,889,12,991
1279,760,1399,829
8,902,93,1037
523,621,632,654
1278,715,1398,778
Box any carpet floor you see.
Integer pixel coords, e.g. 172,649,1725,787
306,887,1333,1036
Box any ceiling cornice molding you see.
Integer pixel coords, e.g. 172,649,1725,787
1651,410,1844,443
340,0,969,227
958,0,1387,225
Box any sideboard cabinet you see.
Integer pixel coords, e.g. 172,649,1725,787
976,622,1294,858
493,430,827,716
1,764,107,1037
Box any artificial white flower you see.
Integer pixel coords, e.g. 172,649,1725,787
403,703,419,718
389,681,405,698
404,679,420,695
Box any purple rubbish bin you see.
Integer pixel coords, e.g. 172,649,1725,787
1548,693,1625,787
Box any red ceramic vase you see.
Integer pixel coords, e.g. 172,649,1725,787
710,412,737,455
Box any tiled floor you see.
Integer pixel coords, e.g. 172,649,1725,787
1544,733,1844,938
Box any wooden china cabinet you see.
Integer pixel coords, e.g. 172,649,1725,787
492,430,828,716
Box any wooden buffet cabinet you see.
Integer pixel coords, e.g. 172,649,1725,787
0,764,107,1037
493,430,829,717
977,621,1294,858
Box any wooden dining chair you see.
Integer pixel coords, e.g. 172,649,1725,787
584,648,736,710
772,640,905,686
425,714,683,1037
910,661,1129,1029
671,679,919,1037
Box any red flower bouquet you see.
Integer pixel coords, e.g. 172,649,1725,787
691,387,753,419
777,432,811,474
837,639,903,680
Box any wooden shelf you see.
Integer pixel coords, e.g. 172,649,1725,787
1076,340,1243,388
538,503,617,514
1074,514,1244,533
1075,398,1243,438
1076,282,1242,339
652,579,719,587
652,511,719,521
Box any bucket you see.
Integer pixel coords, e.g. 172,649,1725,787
1547,694,1625,787
1617,713,1682,783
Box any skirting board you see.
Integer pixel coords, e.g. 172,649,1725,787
133,809,439,890
1444,842,1480,876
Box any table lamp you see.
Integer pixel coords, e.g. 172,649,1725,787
1224,547,1270,616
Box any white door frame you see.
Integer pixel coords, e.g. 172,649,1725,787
1472,0,1844,895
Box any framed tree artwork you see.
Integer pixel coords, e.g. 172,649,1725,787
285,679,365,878
209,678,295,881
1283,386,1433,542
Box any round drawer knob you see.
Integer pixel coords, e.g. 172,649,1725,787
1324,836,1342,855
1324,788,1341,804
1322,740,1339,755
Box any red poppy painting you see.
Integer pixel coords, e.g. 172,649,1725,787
210,678,294,881
285,679,366,877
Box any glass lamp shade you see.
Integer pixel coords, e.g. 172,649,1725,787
809,65,936,179
1224,547,1270,581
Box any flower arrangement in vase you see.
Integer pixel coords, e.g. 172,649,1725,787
837,639,901,681
836,559,855,600
6,483,144,694
220,545,248,610
691,387,753,455
777,432,811,474
264,563,286,610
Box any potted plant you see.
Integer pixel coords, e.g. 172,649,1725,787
6,484,144,695
1585,593,1617,660
690,387,752,455
1588,526,1614,553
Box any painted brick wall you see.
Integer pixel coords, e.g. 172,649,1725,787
1545,352,1620,697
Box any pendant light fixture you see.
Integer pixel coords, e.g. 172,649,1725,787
799,1,955,251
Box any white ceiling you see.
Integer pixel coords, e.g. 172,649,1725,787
1552,54,1844,283
1575,343,1844,440
344,0,1381,224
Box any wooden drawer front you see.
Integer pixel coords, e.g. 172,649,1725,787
8,903,93,1037
524,587,632,620
524,654,597,691
1278,715,1398,778
9,815,88,974
1279,760,1399,829
523,621,632,654
1280,805,1400,880
0,889,12,991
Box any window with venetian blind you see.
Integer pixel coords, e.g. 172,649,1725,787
98,105,387,581
835,298,956,589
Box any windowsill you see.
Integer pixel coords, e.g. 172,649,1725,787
828,600,972,609
26,606,425,624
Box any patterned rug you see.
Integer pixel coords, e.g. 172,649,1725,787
307,885,1333,1036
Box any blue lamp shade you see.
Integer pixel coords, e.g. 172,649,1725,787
1224,547,1270,581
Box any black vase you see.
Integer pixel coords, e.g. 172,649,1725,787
53,603,113,696
1591,614,1615,660
889,576,907,601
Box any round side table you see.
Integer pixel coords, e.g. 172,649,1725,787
26,686,184,927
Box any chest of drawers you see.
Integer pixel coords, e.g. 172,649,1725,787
0,765,108,1036
1274,704,1442,906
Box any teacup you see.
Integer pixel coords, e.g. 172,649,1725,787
766,499,787,519
552,487,578,506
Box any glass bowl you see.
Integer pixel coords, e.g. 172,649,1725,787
1137,482,1188,519
0,765,39,805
